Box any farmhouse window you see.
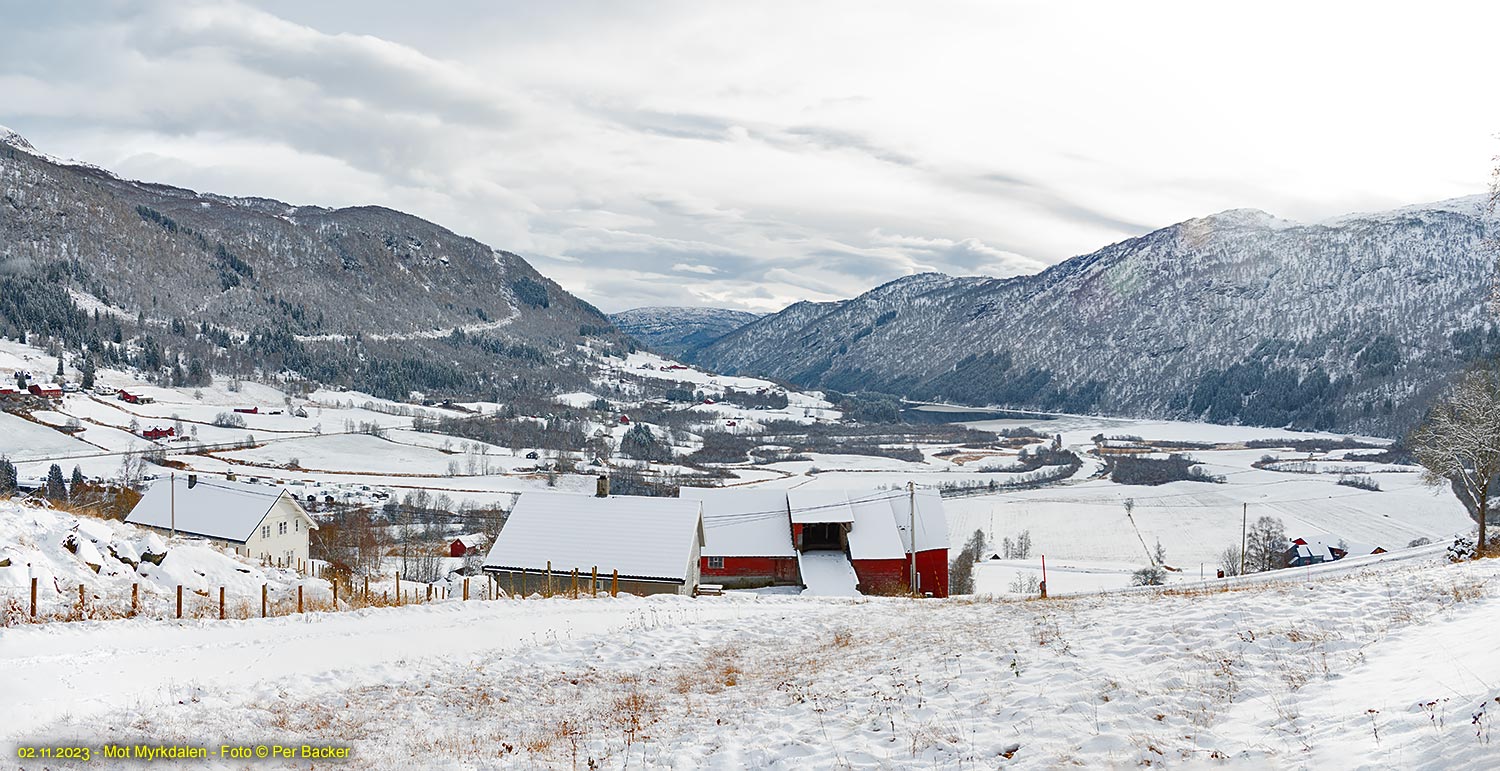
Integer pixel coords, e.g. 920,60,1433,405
279,522,288,535
262,525,270,539
707,556,724,569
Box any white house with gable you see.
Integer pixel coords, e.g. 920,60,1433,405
125,475,317,564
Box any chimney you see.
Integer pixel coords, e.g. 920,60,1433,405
187,474,198,489
596,474,610,498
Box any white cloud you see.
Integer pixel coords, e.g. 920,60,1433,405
2,0,1499,313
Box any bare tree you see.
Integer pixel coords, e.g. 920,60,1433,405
1217,545,1244,577
1244,516,1289,573
1411,366,1500,555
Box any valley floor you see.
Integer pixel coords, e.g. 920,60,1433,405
4,553,1497,769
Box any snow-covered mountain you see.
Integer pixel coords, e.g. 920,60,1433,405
690,198,1500,436
0,129,625,400
611,306,760,358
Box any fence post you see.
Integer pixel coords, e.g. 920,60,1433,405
219,587,225,620
364,575,369,603
571,568,579,599
514,569,520,599
546,561,552,598
396,571,401,605
592,566,598,598
426,584,432,602
463,578,469,601
31,576,37,618
131,583,138,614
262,584,268,618
298,585,304,614
176,585,182,619
611,570,618,598
333,580,339,608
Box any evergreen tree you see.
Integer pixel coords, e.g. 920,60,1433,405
80,358,96,390
45,463,67,501
55,354,64,377
0,457,16,494
70,465,86,487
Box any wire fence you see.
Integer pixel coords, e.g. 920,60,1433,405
1,562,638,628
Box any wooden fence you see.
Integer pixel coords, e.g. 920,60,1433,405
8,563,628,625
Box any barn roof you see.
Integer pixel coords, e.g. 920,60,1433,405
787,489,856,524
846,492,909,560
125,477,314,543
680,488,796,557
893,488,949,553
482,492,704,583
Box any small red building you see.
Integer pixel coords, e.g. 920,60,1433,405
28,383,63,400
118,390,154,404
233,407,259,414
450,533,489,557
618,414,631,425
141,426,175,440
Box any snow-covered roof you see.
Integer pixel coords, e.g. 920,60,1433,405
893,488,949,553
453,533,488,548
125,477,313,543
680,488,796,558
846,492,909,561
482,492,704,583
787,489,856,524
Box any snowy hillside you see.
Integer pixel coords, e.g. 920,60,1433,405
3,542,1495,767
691,199,1500,436
611,306,761,358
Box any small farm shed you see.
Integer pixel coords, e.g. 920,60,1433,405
680,488,798,588
28,382,62,400
482,492,704,596
450,533,489,557
125,476,317,564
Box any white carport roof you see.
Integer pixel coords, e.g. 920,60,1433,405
680,488,796,558
125,477,313,543
483,492,704,583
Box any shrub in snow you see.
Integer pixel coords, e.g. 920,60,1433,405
1131,565,1166,586
1447,533,1476,562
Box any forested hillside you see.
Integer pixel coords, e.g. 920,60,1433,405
691,202,1500,436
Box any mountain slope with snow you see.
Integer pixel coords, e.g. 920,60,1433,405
611,306,761,358
690,199,1500,436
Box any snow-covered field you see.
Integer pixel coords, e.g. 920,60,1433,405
4,546,1497,768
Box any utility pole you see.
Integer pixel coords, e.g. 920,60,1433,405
170,471,176,538
908,481,917,596
1239,502,1247,576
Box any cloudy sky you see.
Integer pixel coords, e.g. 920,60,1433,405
4,1,1498,313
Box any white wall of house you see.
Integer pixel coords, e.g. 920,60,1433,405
241,495,312,565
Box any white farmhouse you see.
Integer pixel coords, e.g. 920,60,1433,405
125,475,317,564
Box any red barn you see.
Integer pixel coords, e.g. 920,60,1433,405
118,390,154,404
679,487,949,597
618,414,631,425
680,489,799,588
233,407,259,414
450,533,489,557
28,383,63,400
141,426,175,440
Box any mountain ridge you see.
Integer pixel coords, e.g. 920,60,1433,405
688,195,1499,436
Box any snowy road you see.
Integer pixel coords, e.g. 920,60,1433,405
0,596,778,741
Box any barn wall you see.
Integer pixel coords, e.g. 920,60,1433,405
483,569,688,597
851,558,909,595
915,548,949,598
700,556,799,588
